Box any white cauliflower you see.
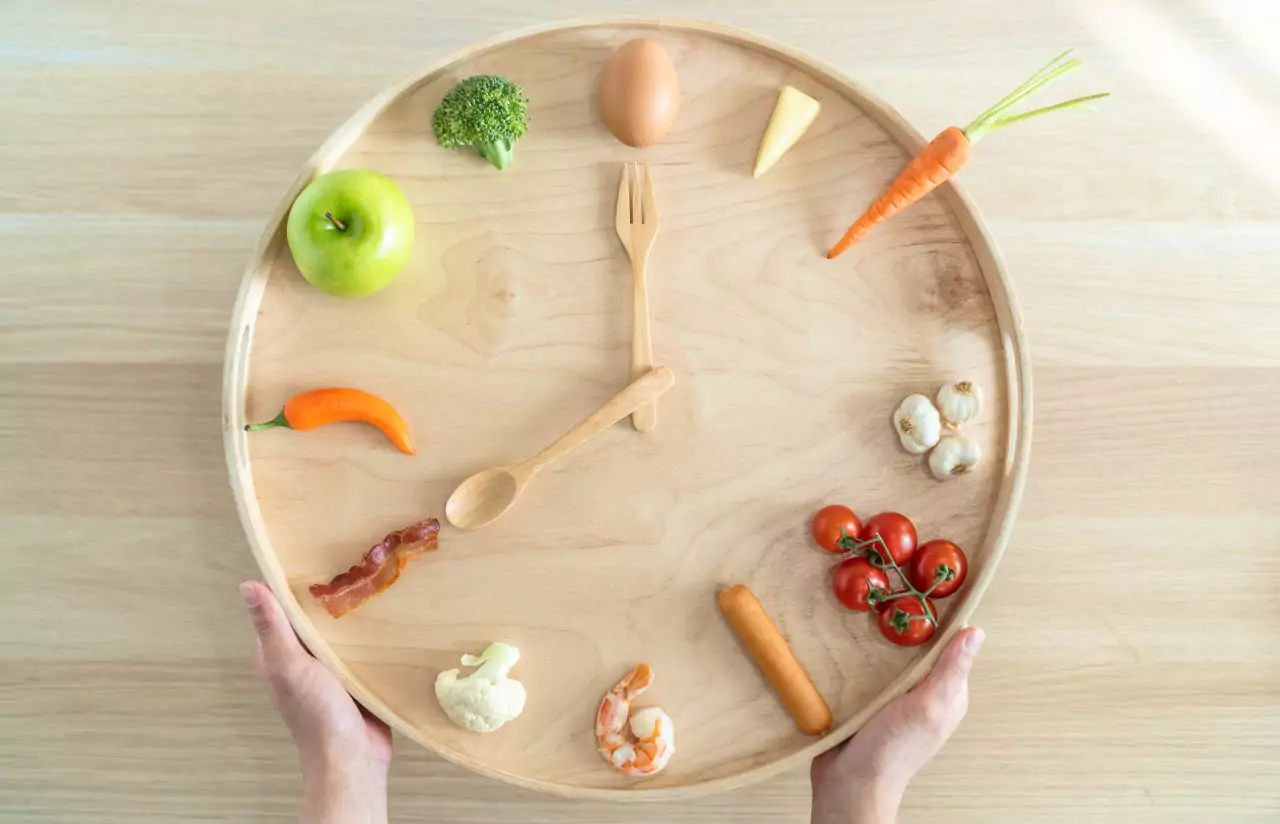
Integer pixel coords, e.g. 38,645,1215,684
434,642,527,733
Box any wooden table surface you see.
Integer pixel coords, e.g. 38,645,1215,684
3,1,1277,821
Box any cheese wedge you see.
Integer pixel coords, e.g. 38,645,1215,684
753,86,821,178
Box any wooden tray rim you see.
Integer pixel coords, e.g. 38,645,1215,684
221,17,1033,800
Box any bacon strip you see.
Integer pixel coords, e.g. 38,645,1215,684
309,518,441,618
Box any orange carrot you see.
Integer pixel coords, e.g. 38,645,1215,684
829,125,972,256
828,50,1108,259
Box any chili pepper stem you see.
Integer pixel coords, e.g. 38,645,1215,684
244,409,291,432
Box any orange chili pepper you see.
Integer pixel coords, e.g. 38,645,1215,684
245,388,416,455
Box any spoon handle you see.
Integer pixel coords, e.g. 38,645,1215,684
525,366,675,475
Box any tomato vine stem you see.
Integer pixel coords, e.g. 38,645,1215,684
839,534,938,628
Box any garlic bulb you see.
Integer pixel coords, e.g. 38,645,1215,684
929,435,982,480
936,380,983,426
893,394,942,454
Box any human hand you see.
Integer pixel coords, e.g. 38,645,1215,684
241,580,391,824
810,626,985,824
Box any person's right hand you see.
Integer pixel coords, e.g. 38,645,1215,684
241,580,391,824
810,626,985,824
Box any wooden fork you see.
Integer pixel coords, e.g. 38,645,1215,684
615,162,659,432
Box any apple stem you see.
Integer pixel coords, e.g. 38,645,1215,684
323,211,347,231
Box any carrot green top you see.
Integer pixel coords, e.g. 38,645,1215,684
963,49,1109,143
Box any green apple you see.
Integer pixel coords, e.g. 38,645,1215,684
286,169,415,298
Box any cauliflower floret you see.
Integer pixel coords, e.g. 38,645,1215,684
434,642,526,733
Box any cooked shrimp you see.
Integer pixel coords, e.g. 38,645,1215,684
595,664,675,776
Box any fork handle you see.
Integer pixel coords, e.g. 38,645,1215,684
630,254,658,432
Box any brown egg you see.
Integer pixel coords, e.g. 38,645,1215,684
599,38,680,148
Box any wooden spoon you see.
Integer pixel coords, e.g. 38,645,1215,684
444,366,675,530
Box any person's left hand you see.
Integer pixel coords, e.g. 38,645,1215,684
241,580,391,823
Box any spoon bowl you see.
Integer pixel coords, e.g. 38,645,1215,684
444,467,523,531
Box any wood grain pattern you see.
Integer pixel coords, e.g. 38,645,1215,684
3,0,1279,821
225,21,1028,798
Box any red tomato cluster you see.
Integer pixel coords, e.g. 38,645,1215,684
810,505,969,647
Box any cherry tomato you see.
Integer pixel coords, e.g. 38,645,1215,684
908,540,969,598
811,505,862,553
860,512,918,567
831,557,891,611
877,595,937,647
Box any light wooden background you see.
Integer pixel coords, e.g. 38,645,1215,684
2,0,1277,822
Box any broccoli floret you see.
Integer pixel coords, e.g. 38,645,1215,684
432,75,529,171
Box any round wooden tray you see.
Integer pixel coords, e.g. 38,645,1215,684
223,19,1031,800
